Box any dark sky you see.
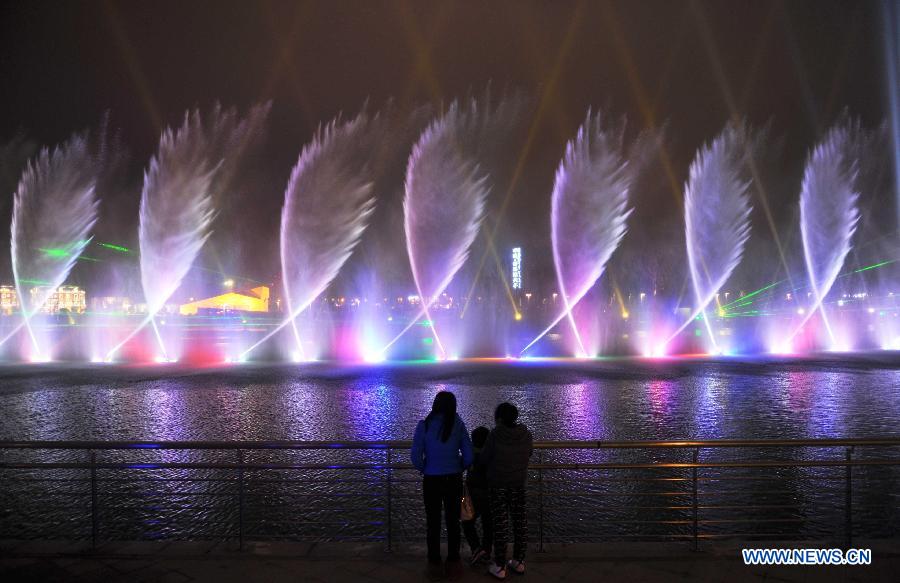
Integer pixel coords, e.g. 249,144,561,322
0,0,889,148
0,0,894,293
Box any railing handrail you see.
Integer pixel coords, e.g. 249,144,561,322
2,459,900,471
1,437,899,450
3,438,899,549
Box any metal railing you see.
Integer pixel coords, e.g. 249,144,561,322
1,438,898,551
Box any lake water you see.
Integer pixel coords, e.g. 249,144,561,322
1,356,898,543
1,355,900,441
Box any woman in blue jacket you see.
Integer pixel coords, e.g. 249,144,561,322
411,390,474,579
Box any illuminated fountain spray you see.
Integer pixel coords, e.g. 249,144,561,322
381,102,488,360
108,106,269,361
241,112,377,361
5,134,98,361
786,123,860,351
664,125,752,355
521,112,634,357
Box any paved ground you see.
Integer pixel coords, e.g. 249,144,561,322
1,540,897,582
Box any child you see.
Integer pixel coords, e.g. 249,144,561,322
483,402,533,579
462,426,492,565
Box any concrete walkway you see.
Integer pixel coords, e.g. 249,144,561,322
1,540,896,582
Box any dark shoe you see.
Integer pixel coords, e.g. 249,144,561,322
446,558,464,581
470,547,488,566
426,561,445,581
507,559,526,575
488,562,508,580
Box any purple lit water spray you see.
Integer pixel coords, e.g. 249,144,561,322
380,103,488,359
241,113,377,361
5,134,98,361
786,123,860,351
521,112,633,357
107,106,269,361
663,125,752,355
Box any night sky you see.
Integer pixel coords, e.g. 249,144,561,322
0,0,894,297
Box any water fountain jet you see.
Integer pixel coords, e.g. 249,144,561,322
381,102,489,358
6,133,99,359
241,112,378,360
788,123,860,346
521,111,634,356
665,125,753,351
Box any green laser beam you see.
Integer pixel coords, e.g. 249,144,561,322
38,248,70,258
719,280,782,310
850,259,897,274
720,259,898,316
97,242,131,253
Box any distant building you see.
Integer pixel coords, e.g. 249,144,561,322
30,285,86,314
91,296,135,314
179,286,270,316
0,285,19,315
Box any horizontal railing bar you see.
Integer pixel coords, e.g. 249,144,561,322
246,535,386,541
65,477,392,485
695,533,819,539
696,518,805,524
530,460,900,469
541,477,692,484
2,438,897,546
3,460,899,471
541,491,691,497
2,438,899,450
538,504,808,511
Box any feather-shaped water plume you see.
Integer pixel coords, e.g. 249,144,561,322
6,134,98,359
667,125,752,351
792,123,860,346
386,103,488,359
241,113,377,360
139,115,217,321
108,106,269,361
521,112,633,357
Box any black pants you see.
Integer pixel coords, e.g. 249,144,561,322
490,486,528,565
462,486,493,554
423,473,463,563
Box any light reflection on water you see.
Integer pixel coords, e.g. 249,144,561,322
0,360,898,441
1,359,899,542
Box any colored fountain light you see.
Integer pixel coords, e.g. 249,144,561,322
394,102,488,359
0,101,895,364
666,124,753,352
4,133,99,357
241,112,378,362
107,105,269,362
522,111,635,357
363,350,387,364
790,122,861,347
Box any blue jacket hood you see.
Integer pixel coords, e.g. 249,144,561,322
411,413,474,475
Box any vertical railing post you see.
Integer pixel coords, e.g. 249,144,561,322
386,448,393,553
237,449,244,551
692,447,699,552
90,450,98,550
538,449,544,553
845,446,853,548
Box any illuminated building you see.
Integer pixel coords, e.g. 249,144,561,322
179,286,270,315
0,285,19,315
511,247,522,290
91,296,135,314
30,285,87,314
